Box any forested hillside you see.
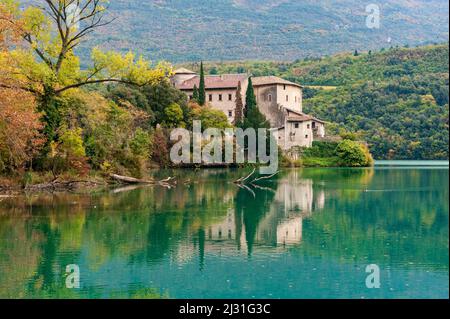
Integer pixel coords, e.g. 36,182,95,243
199,44,449,160
23,0,450,62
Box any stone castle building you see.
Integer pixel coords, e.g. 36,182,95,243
171,68,325,150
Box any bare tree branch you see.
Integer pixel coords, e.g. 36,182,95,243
55,78,140,94
0,83,38,94
251,171,279,184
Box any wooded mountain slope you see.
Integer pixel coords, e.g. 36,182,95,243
23,0,449,62
199,44,449,160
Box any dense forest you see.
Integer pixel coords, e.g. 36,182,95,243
24,0,450,62
199,44,449,160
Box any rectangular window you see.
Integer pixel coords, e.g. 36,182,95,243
268,94,272,102
312,122,316,129
189,95,193,100
305,135,309,139
283,85,286,90
219,94,223,101
228,111,233,117
209,94,213,102
229,94,233,101
295,123,299,129
286,95,289,102
307,124,310,129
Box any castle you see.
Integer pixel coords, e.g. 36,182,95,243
171,68,325,150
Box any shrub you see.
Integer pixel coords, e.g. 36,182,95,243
47,127,89,176
336,140,373,167
151,128,170,167
190,104,231,129
164,103,185,128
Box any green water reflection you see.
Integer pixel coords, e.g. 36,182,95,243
0,166,448,299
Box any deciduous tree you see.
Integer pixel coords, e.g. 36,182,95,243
0,0,172,145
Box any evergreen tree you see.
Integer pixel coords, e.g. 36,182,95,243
245,77,257,114
241,77,271,162
234,81,244,126
242,77,270,129
198,61,206,106
192,84,199,103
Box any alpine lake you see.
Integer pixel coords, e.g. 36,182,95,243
0,161,448,299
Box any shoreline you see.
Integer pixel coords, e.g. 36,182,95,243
1,160,449,195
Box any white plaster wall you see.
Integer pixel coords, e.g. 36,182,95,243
276,84,303,113
284,120,314,149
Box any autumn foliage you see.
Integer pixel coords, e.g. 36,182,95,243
0,88,44,173
0,3,44,173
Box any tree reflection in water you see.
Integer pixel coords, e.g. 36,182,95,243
0,167,448,298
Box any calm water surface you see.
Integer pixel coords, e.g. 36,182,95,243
0,163,448,299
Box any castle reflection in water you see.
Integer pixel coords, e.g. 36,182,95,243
175,171,326,262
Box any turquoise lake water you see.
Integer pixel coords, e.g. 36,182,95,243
0,163,448,299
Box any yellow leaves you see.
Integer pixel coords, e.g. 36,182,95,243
57,51,81,85
421,94,437,105
90,47,173,86
21,6,51,44
0,0,19,16
9,48,52,91
2,1,173,97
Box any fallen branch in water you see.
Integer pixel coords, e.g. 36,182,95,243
234,168,256,184
250,171,279,184
110,174,152,184
234,169,279,185
250,184,276,193
236,183,256,198
109,174,177,188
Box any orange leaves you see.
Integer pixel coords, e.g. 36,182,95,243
0,84,44,172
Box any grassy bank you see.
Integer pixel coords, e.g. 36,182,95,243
285,140,374,168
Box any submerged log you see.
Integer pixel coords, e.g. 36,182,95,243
109,174,177,188
109,174,154,184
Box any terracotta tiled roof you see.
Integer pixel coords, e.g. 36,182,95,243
174,68,196,74
287,114,314,122
177,74,248,90
285,108,326,123
252,76,302,88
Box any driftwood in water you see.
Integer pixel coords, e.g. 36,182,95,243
109,174,152,184
234,169,279,185
234,169,280,196
234,168,256,184
109,174,176,188
250,171,279,184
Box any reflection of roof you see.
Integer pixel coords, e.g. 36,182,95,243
174,68,196,74
177,74,248,90
252,76,302,88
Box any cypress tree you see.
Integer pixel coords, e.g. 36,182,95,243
198,61,206,106
243,77,270,129
234,81,244,126
245,77,256,113
192,84,199,103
